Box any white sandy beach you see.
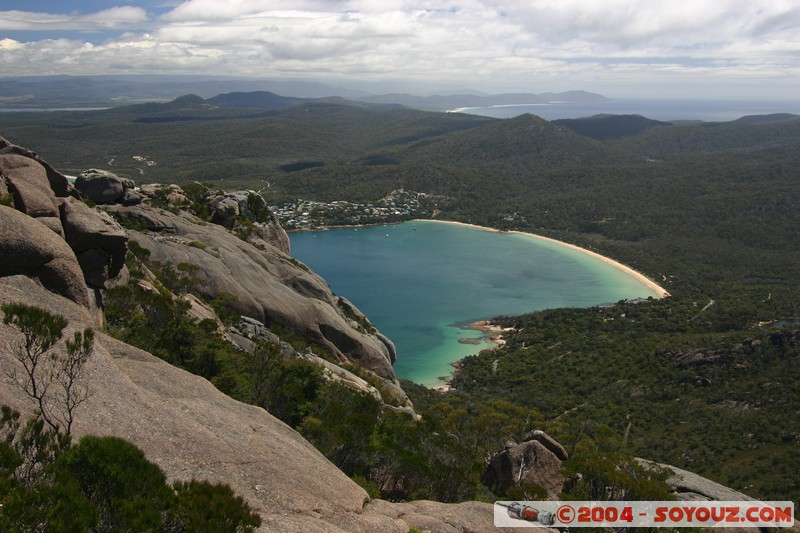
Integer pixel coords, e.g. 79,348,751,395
418,219,671,298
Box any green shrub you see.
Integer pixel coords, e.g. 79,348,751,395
170,480,261,532
0,191,15,207
54,435,173,532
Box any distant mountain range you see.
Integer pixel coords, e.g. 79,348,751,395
0,74,608,112
0,75,369,107
552,114,671,140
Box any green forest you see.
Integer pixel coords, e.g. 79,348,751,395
2,96,799,506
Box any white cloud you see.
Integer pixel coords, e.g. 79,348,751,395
0,6,149,31
1,0,800,98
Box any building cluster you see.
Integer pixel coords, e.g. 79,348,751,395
270,189,447,229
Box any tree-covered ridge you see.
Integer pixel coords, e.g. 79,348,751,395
552,114,671,140
0,98,493,182
613,115,800,157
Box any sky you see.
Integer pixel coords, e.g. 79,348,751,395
2,0,800,99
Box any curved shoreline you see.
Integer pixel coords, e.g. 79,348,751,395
415,219,670,298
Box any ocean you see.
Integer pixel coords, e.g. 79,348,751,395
289,221,662,386
448,98,800,122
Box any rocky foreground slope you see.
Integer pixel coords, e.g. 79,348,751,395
0,275,521,532
1,135,790,532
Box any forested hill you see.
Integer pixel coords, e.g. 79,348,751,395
552,114,670,140
612,114,800,157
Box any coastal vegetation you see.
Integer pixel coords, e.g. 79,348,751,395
2,95,799,506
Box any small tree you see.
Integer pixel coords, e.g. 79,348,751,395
2,303,94,436
170,479,262,533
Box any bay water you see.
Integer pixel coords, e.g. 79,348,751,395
449,99,800,122
290,220,661,386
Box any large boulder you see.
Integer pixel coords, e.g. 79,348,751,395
75,168,125,204
0,135,71,197
639,459,757,501
0,154,59,218
138,183,188,206
0,205,90,308
524,429,569,461
208,190,291,254
210,196,240,222
483,433,566,498
60,198,127,288
257,213,291,255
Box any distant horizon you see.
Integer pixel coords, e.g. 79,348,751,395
4,73,800,106
3,1,800,101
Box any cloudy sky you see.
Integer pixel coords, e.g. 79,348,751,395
2,0,800,98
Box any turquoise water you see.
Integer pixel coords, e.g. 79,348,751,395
289,220,661,385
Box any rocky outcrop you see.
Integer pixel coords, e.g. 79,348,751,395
638,460,800,532
0,142,128,296
524,429,569,461
664,337,768,369
0,206,90,308
0,154,60,218
207,189,291,254
105,203,398,383
229,316,384,402
0,276,526,533
74,168,126,204
60,198,127,288
0,135,400,402
483,431,566,498
655,461,757,501
0,135,71,197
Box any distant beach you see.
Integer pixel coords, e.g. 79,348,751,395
423,219,670,298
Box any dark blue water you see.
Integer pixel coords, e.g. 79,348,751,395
448,99,800,122
290,221,663,385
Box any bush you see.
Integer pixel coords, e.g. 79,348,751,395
54,435,174,531
171,480,261,532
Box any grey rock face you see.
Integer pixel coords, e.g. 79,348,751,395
483,438,565,497
0,140,131,304
639,459,756,501
121,189,143,206
0,135,71,197
0,154,59,217
257,212,291,254
75,168,125,204
208,189,291,254
0,205,90,307
34,216,65,237
210,196,240,221
523,429,569,461
105,204,397,382
60,198,127,287
119,177,136,190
